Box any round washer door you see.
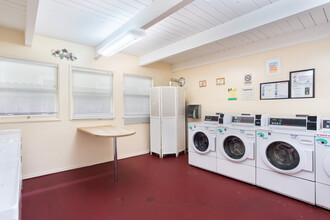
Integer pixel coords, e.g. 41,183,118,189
192,131,210,154
261,140,307,174
221,135,252,162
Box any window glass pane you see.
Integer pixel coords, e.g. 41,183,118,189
0,59,57,90
0,91,56,116
73,94,112,119
124,75,152,95
0,58,58,117
124,95,150,116
72,68,113,119
73,70,112,93
123,75,152,123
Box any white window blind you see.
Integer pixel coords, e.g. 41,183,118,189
0,57,58,116
124,74,152,123
72,67,113,119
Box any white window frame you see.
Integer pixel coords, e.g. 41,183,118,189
0,57,59,123
71,66,114,120
123,74,153,124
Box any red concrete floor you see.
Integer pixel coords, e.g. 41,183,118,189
22,154,330,220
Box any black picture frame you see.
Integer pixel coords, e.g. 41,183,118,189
290,69,315,99
260,80,290,100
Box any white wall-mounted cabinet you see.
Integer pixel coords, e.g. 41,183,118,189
0,129,22,220
150,86,185,158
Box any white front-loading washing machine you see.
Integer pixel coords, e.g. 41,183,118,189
315,118,330,210
256,116,316,204
216,115,268,185
188,115,219,172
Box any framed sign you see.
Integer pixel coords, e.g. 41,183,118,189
260,81,290,100
199,80,207,87
216,78,225,85
290,69,315,99
266,57,281,75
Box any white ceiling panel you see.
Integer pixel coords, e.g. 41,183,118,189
325,3,330,20
193,0,229,23
220,0,259,16
242,32,261,42
35,0,153,46
123,0,277,56
285,16,305,31
297,12,316,28
309,7,328,25
276,20,295,33
0,0,26,31
160,2,330,67
248,29,268,40
185,3,222,26
0,0,330,72
252,0,273,8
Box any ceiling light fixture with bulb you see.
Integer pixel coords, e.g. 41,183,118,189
97,28,146,57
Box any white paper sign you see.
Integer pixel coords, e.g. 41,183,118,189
242,88,254,100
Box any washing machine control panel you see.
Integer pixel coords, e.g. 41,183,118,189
269,117,306,127
322,119,330,129
232,116,254,124
204,115,219,124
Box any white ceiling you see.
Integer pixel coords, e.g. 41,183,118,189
0,0,330,71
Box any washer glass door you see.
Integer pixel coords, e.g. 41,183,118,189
266,141,300,170
193,132,209,152
223,136,245,159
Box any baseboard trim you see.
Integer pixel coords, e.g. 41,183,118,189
23,150,150,180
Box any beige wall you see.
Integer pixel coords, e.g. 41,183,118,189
0,27,172,179
172,37,330,122
2,25,330,179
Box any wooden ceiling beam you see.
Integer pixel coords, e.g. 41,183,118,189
139,0,330,66
25,0,40,46
95,0,194,58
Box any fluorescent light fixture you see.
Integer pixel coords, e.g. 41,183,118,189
97,28,146,57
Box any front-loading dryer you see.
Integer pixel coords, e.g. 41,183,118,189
188,115,218,172
315,118,330,210
256,116,316,204
216,115,268,185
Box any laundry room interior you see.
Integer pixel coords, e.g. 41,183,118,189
0,0,330,219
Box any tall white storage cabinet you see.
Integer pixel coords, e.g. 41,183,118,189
150,86,185,158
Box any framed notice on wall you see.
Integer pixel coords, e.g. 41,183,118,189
290,69,315,99
266,57,281,75
260,81,290,100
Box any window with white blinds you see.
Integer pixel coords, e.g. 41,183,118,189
0,57,58,117
72,67,113,119
123,74,152,124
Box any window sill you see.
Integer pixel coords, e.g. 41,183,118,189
0,116,60,124
123,116,150,124
71,117,115,120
